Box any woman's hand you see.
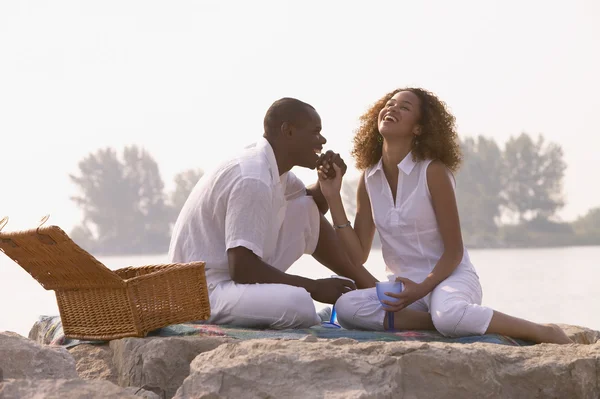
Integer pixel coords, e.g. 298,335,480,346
380,277,430,312
317,152,346,199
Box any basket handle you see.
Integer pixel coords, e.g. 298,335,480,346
37,214,50,231
35,214,57,245
0,216,8,232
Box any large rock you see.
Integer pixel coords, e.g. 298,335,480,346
175,338,600,399
0,332,77,380
560,324,600,344
27,318,51,344
68,344,117,384
110,336,231,398
0,379,160,399
10,323,600,398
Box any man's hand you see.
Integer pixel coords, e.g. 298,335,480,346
316,151,348,200
316,150,347,179
309,277,356,304
307,151,348,214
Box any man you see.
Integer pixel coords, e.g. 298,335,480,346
169,97,377,329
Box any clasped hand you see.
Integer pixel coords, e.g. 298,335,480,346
316,150,347,198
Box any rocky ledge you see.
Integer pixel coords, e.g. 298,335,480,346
1,325,599,399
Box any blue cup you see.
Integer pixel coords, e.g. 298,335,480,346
376,281,403,307
376,281,403,331
321,305,341,329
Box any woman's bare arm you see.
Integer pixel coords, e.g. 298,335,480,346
420,161,465,292
321,169,376,266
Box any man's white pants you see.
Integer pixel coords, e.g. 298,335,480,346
335,269,494,337
207,196,322,329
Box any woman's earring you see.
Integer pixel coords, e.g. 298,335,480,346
377,135,383,143
413,127,421,145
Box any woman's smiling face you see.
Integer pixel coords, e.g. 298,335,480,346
378,90,422,139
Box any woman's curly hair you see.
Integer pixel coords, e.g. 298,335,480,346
351,88,462,172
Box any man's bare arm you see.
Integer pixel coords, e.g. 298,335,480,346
227,246,356,304
228,246,315,288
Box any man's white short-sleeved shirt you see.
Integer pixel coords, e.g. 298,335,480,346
168,137,307,284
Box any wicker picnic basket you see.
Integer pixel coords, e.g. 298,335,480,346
0,222,210,340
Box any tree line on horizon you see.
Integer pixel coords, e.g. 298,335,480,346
69,133,600,255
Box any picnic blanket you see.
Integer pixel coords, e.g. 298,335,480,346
30,315,531,348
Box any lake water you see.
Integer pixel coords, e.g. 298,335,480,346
1,246,599,337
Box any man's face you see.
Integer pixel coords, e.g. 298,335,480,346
287,108,327,169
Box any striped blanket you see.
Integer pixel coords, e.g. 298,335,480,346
30,315,530,348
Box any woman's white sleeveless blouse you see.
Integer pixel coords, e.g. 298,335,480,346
364,153,477,283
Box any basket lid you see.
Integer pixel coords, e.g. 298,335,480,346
0,225,124,290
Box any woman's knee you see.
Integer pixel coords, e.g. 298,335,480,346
431,302,469,337
334,289,383,331
333,290,360,327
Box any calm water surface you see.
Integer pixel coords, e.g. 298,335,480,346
1,247,598,336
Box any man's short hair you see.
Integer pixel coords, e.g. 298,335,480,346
264,97,315,135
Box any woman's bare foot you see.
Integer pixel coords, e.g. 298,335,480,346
538,324,573,344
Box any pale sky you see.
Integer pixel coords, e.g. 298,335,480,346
1,0,599,232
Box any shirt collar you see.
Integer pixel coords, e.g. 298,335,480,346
398,151,417,175
257,137,281,186
366,151,417,178
366,158,384,179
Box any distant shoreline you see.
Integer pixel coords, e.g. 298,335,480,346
86,242,600,257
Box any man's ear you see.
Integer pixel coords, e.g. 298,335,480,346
281,121,294,137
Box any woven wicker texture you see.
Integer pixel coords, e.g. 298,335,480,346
0,225,210,340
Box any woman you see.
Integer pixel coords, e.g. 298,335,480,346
318,88,571,344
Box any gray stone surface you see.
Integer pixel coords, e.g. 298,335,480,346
175,338,600,399
0,332,77,380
